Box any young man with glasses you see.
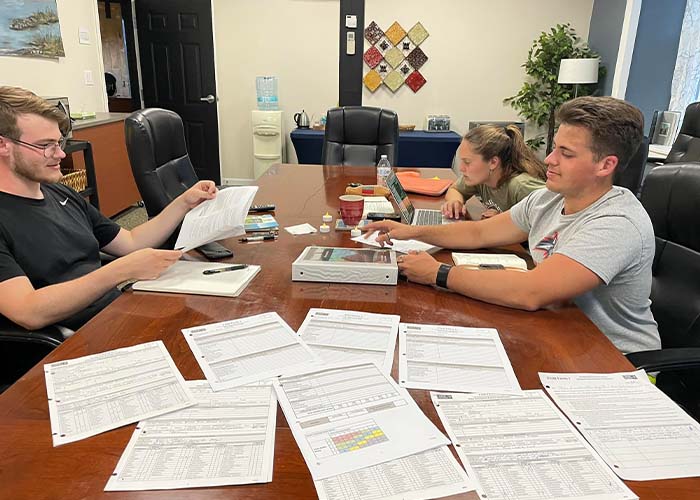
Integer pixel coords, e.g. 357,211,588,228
0,86,217,333
365,96,660,355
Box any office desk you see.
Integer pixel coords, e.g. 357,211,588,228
291,129,461,167
0,165,696,499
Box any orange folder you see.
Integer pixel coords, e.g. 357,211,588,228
396,171,453,197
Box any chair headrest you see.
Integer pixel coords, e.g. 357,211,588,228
125,108,188,170
641,162,700,252
679,102,700,138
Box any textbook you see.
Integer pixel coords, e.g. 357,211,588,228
451,252,527,271
244,214,279,232
132,261,261,297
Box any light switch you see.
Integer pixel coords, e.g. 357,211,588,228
345,15,357,29
84,70,94,86
79,27,90,45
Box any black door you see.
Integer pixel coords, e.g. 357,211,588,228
135,0,220,183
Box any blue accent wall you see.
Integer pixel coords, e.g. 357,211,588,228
588,0,627,96
625,0,686,129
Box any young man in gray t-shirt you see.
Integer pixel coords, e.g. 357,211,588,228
364,96,660,354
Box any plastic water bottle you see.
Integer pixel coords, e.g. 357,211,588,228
376,154,392,187
255,76,279,110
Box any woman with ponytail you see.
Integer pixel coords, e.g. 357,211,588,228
442,124,547,219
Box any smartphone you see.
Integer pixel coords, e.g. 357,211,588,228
196,242,233,259
366,212,401,221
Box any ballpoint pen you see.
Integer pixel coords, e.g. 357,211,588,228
202,264,248,275
239,235,277,243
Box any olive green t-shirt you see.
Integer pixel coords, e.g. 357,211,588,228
452,172,545,213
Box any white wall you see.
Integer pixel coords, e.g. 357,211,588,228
213,0,594,181
0,0,107,114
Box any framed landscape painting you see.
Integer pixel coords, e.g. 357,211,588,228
0,0,65,58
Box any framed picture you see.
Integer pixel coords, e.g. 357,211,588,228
650,111,681,146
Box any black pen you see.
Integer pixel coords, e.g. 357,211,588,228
240,235,277,243
203,264,248,275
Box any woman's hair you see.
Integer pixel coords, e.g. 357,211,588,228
463,124,547,186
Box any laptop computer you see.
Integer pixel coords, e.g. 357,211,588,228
385,171,451,226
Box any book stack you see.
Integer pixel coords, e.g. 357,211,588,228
244,214,279,233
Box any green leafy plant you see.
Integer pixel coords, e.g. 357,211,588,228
504,24,606,154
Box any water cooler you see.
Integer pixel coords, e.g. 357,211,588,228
252,110,284,179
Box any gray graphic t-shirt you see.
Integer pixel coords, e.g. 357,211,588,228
510,187,660,354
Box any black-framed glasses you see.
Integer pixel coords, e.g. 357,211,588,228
1,135,68,158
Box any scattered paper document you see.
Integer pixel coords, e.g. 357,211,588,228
285,223,317,235
132,261,260,297
452,252,527,271
274,362,449,480
540,370,700,481
182,312,320,390
362,196,394,216
432,390,638,500
298,308,399,374
399,324,521,394
175,186,258,251
353,230,438,254
315,446,474,500
105,381,276,491
45,341,195,447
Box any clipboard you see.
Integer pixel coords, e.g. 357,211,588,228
132,261,261,297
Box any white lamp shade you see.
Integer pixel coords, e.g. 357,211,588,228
558,58,599,84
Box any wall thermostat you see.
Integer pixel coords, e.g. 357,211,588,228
345,15,357,28
346,31,356,55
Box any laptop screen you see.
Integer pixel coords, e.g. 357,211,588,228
385,172,415,224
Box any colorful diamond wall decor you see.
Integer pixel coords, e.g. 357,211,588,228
405,70,426,93
364,70,383,92
362,20,429,94
406,47,428,71
364,21,384,45
407,22,429,46
385,21,407,46
384,70,404,92
363,46,383,68
384,47,404,69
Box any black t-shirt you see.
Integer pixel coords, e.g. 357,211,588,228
0,183,122,330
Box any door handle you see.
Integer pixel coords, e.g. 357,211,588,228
200,94,216,104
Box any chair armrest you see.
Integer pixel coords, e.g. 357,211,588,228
626,348,700,372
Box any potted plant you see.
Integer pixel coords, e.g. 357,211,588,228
504,23,605,154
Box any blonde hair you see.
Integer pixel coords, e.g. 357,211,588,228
463,124,546,187
0,86,70,139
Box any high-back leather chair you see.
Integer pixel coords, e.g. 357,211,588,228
666,101,700,163
614,136,649,196
125,108,199,219
627,162,700,420
321,106,399,166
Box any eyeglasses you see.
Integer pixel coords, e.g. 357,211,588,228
1,135,68,158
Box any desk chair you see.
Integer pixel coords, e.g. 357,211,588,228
614,136,649,197
124,108,229,254
665,101,700,164
627,162,700,421
321,106,398,166
0,320,63,394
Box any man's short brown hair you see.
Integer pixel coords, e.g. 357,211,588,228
556,96,643,171
0,86,70,139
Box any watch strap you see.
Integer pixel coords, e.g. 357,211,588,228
436,263,453,289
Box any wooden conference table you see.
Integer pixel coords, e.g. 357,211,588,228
0,165,696,499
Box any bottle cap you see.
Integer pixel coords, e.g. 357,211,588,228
320,223,330,233
322,212,332,223
350,227,362,238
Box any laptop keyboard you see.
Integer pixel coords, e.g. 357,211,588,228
414,210,443,226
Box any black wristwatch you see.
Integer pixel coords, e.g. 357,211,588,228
436,264,453,289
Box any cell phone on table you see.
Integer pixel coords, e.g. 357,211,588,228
366,212,401,222
196,242,233,259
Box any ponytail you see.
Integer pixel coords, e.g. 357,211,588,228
463,124,547,187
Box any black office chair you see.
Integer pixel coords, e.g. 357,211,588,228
626,162,700,421
124,108,229,254
0,318,63,394
665,101,700,164
614,136,649,197
321,106,399,166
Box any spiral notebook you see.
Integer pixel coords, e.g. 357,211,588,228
132,261,261,297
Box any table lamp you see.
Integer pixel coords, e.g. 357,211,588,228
558,58,599,98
